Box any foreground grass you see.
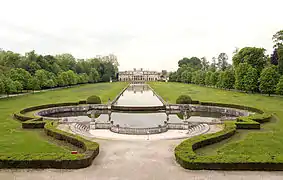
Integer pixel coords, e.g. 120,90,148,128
149,82,283,159
0,82,127,154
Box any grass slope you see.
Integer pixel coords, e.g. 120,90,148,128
0,82,127,154
149,82,283,160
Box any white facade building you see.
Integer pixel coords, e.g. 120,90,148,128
118,68,161,83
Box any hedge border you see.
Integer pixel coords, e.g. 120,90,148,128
189,101,271,129
7,101,101,168
0,121,99,169
13,101,87,129
174,102,280,170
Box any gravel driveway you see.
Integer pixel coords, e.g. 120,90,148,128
1,138,283,180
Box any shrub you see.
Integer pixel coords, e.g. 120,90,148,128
276,76,283,95
86,95,101,104
176,95,192,104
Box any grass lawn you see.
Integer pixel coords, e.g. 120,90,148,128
149,82,283,160
0,82,127,154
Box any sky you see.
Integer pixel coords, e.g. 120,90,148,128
0,0,283,72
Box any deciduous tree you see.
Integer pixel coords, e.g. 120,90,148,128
259,66,280,95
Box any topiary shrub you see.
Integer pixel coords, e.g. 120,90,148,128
86,95,102,104
176,95,192,104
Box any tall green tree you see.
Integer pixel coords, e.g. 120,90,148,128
244,66,258,92
209,71,219,86
178,57,202,70
232,47,267,73
181,70,192,83
89,68,100,83
217,53,229,71
3,78,16,95
277,46,283,75
9,68,31,90
35,69,49,88
169,72,177,82
0,50,21,68
209,57,217,72
28,77,41,92
272,30,283,48
259,66,280,95
0,78,5,94
276,76,283,95
205,71,212,86
14,81,23,93
235,63,250,91
201,57,209,71
216,71,225,88
221,69,235,89
55,54,76,72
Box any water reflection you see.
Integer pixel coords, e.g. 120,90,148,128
113,84,163,107
45,110,224,128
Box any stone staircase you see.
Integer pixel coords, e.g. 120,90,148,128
187,123,210,137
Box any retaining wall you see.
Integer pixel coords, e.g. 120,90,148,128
110,125,168,135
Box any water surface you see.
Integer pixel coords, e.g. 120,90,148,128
113,84,164,107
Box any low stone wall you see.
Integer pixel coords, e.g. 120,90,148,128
167,123,192,130
36,104,109,119
190,105,250,117
95,123,111,129
166,104,250,117
110,125,168,135
111,105,165,111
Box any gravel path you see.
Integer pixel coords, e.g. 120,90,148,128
0,126,283,179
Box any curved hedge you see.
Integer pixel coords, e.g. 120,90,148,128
0,121,99,168
14,101,87,129
174,102,277,170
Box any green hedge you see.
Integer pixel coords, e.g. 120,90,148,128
22,118,46,129
14,101,88,128
86,95,101,104
199,101,264,114
174,103,278,170
235,113,272,129
0,121,99,168
174,119,283,170
176,95,192,104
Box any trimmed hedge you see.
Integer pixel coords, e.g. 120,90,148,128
22,118,46,129
174,118,283,170
0,121,99,168
19,102,81,114
175,122,236,169
14,101,89,129
235,113,272,129
199,101,264,114
86,95,101,104
176,95,192,104
174,102,277,170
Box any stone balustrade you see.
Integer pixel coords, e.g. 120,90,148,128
110,125,168,135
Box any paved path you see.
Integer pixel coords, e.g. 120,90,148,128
1,125,283,179
0,85,80,99
0,139,283,180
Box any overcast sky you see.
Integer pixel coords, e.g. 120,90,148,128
0,0,283,71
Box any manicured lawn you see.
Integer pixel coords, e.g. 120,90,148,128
0,82,127,154
149,82,283,160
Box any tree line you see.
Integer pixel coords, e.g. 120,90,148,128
169,30,283,96
0,51,119,95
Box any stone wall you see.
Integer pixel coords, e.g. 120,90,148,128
189,105,250,116
110,125,168,135
94,123,111,129
36,104,109,120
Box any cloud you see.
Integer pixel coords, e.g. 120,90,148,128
0,0,283,71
